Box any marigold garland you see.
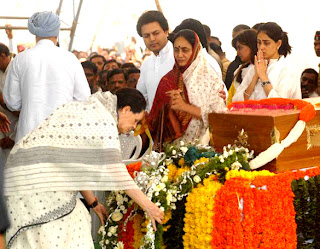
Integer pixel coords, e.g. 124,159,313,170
211,170,297,249
183,175,222,249
126,161,142,179
132,213,144,249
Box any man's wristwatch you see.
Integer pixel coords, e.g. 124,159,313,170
89,197,99,209
261,81,271,87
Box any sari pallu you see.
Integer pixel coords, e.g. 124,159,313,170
148,33,226,151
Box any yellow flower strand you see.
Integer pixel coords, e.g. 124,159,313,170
183,176,222,249
225,169,275,181
133,213,144,249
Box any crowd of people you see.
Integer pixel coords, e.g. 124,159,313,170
0,8,319,249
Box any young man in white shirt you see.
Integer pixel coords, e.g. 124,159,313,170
136,10,175,111
4,11,90,143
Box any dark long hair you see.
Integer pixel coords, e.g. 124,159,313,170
258,22,292,57
232,29,257,83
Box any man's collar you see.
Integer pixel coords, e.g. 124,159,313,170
154,41,170,57
37,39,55,46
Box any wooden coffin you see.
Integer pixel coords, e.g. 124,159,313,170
208,109,320,173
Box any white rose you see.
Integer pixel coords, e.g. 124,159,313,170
223,151,229,158
116,194,124,204
180,147,188,153
120,205,125,211
116,241,124,249
193,175,201,183
231,161,242,170
105,239,109,245
111,211,123,222
108,226,118,234
161,175,168,182
98,226,105,235
172,150,177,155
166,192,172,205
107,232,112,237
123,197,128,202
180,141,185,146
160,206,165,212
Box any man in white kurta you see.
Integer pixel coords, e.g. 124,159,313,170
3,11,90,143
137,41,175,111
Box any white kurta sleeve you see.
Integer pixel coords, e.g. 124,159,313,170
136,66,148,104
72,61,91,101
232,67,255,102
267,65,301,99
8,39,18,55
3,59,22,111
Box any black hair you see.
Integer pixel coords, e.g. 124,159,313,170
233,24,250,33
301,68,319,86
81,61,98,75
104,59,118,66
89,54,107,63
210,36,222,46
173,29,197,48
0,43,10,56
258,22,292,57
203,24,211,39
121,63,136,69
115,87,146,113
107,68,127,82
209,42,224,56
252,22,265,31
173,19,208,49
232,29,257,63
127,67,140,75
136,10,169,37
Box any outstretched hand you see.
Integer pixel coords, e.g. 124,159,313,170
0,112,10,134
145,201,165,231
93,203,109,226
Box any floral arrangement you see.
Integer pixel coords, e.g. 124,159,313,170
183,175,222,248
99,141,253,249
228,98,316,169
98,137,320,249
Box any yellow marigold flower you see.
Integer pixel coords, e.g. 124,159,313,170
176,167,189,179
183,179,222,248
167,164,178,182
178,158,185,167
225,169,275,181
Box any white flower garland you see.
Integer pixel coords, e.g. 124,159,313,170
249,120,306,170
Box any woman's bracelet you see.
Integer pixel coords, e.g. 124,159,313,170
244,91,251,97
88,197,99,209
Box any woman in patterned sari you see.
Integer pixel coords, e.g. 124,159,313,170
148,29,225,151
4,88,164,249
